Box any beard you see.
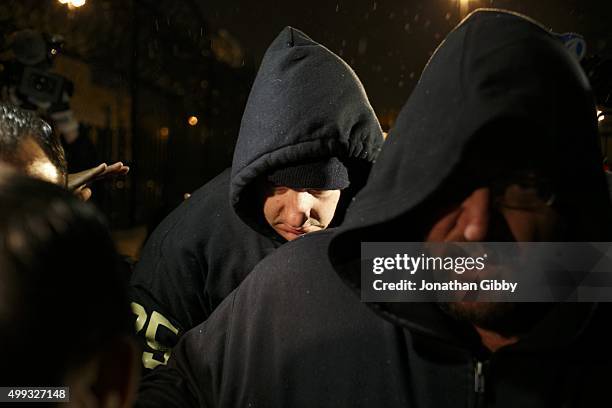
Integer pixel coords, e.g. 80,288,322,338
439,302,554,338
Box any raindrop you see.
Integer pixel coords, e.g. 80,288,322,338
372,2,377,11
424,19,431,28
434,33,441,40
445,12,452,21
341,39,346,47
336,3,340,12
404,23,410,31
358,38,368,55
597,40,607,51
389,12,395,19
414,13,420,22
399,81,405,87
409,72,415,79
155,19,159,32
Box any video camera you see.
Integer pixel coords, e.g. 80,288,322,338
0,29,73,109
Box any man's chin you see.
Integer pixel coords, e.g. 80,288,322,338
439,302,553,338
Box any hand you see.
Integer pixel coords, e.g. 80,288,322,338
68,162,130,201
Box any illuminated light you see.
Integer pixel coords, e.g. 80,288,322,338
458,0,473,19
598,110,605,122
188,116,199,126
58,0,86,7
159,126,170,139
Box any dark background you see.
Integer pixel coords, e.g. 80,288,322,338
1,0,611,250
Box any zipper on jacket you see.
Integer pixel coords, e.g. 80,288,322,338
473,360,486,408
474,360,485,393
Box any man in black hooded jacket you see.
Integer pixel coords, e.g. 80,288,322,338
129,26,383,370
134,9,612,408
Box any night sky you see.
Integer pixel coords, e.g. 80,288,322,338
196,0,611,124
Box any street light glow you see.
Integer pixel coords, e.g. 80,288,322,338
159,127,170,140
188,116,199,126
57,0,86,8
459,0,472,19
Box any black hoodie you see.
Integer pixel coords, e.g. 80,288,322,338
129,26,382,370
135,10,612,408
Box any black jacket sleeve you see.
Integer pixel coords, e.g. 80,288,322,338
129,176,223,371
134,289,236,408
130,247,207,370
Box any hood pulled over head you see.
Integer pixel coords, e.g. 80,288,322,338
328,9,612,335
230,26,383,238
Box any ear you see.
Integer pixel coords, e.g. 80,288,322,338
426,188,490,242
66,336,140,408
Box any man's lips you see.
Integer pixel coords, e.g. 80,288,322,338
276,224,321,235
277,226,307,235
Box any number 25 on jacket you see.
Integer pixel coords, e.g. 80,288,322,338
131,302,179,369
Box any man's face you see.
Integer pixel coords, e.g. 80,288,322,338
15,136,63,185
425,185,561,243
426,179,562,335
262,184,341,241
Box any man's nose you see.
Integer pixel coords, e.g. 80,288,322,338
285,191,313,227
426,187,490,242
455,187,490,241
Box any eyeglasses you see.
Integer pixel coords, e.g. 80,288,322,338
490,172,556,211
